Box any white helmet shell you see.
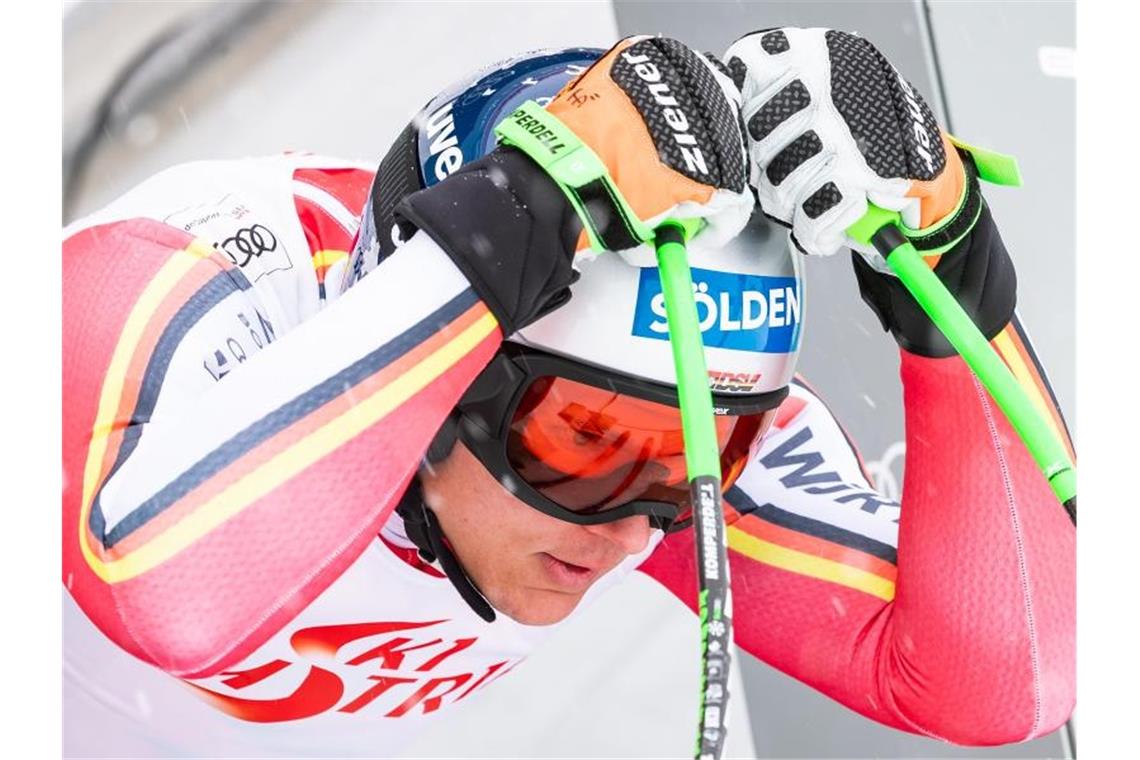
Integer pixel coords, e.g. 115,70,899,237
363,45,804,398
514,216,803,396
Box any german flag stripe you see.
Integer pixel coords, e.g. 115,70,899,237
81,289,500,584
79,239,221,558
991,323,1075,463
95,287,481,549
727,522,896,602
100,296,490,559
728,508,898,580
88,269,254,544
725,485,897,564
311,250,348,271
312,250,348,288
1008,316,1075,459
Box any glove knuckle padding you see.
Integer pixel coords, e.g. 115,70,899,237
801,181,843,219
730,29,846,232
758,29,791,54
606,36,747,193
727,27,962,258
824,30,944,181
766,130,824,187
726,55,749,92
747,79,812,142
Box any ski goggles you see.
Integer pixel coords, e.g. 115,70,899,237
454,344,787,533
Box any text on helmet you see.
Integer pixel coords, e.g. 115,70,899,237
632,267,802,353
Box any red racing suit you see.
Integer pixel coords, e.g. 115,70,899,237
62,153,1075,756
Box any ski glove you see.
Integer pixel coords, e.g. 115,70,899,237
540,35,754,262
725,27,979,272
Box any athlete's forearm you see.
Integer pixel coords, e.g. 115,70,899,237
872,204,1075,742
63,221,501,677
883,338,1075,743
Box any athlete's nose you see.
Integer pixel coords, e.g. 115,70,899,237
583,514,652,556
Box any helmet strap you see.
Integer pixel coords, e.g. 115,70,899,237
395,474,497,623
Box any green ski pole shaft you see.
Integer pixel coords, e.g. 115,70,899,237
654,220,733,760
849,207,1075,522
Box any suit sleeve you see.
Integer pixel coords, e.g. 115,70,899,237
62,220,501,679
638,208,1075,745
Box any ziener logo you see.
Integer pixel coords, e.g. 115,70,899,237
895,72,937,175
620,48,709,176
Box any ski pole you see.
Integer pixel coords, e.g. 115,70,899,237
654,219,733,760
493,100,737,755
847,206,1076,522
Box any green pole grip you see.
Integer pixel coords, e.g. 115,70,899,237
655,221,721,479
849,210,1076,507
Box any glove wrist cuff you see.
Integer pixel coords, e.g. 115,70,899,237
901,149,983,255
853,199,1017,358
394,146,583,335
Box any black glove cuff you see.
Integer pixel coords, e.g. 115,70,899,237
394,146,583,335
852,199,1017,357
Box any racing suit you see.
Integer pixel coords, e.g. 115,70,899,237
62,152,1075,756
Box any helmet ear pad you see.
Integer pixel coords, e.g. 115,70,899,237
371,122,423,262
424,412,460,465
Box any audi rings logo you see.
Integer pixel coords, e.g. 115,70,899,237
219,224,277,267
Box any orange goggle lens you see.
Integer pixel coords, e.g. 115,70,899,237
505,375,777,521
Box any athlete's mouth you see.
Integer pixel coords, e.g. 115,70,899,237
539,552,600,592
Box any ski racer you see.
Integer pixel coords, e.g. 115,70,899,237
63,29,1075,757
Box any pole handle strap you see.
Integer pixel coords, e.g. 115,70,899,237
494,99,653,252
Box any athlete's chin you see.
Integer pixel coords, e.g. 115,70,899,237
495,587,588,626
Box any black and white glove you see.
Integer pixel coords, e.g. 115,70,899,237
724,27,1024,356
724,27,981,272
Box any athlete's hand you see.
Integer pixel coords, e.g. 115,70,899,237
724,28,970,271
541,35,754,258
